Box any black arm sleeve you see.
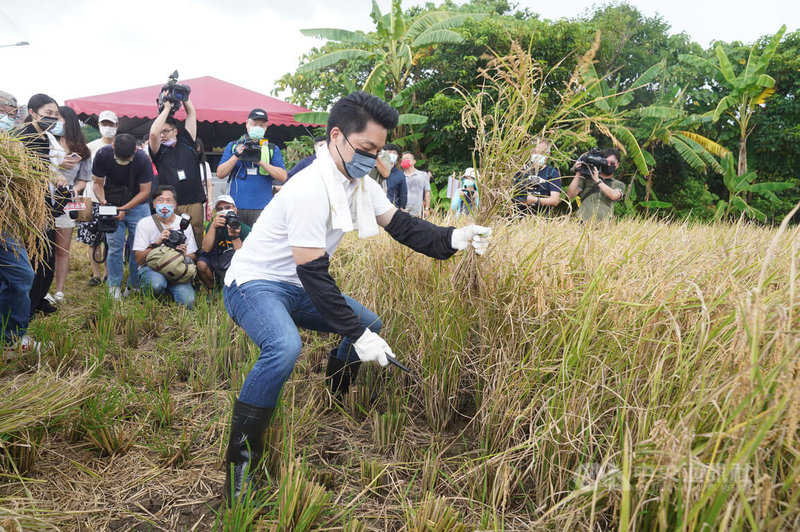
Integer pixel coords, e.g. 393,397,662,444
295,253,365,340
383,209,457,260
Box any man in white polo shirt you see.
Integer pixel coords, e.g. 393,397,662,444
220,91,492,504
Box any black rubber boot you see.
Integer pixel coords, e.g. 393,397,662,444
325,348,361,400
223,399,274,505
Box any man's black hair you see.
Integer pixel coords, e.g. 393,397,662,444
151,184,177,202
313,135,326,144
600,148,621,161
401,151,414,158
113,133,137,159
383,143,400,153
165,116,179,128
326,91,398,141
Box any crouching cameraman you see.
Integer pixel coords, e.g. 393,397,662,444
197,195,251,289
566,148,625,222
132,186,198,308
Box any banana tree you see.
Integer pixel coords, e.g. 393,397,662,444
714,153,793,221
679,25,786,176
298,0,485,102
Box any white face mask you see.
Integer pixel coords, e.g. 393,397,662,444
531,153,547,165
388,153,398,164
99,126,117,139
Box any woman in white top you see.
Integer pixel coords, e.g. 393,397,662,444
49,106,92,302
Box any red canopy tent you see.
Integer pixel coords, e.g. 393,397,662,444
65,76,318,169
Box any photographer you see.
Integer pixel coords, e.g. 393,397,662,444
512,139,562,216
132,186,197,308
566,148,625,222
197,195,251,290
451,172,480,218
92,133,153,299
148,94,205,248
216,109,288,228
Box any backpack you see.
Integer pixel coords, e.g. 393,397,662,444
145,216,197,284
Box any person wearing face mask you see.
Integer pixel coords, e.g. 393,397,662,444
0,91,19,132
381,143,407,209
132,186,197,308
92,134,154,299
219,91,492,505
400,152,430,218
566,148,625,222
512,139,562,217
216,108,288,228
148,98,205,248
78,110,119,287
15,93,63,316
286,136,327,181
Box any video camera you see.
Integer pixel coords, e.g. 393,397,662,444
576,148,613,178
239,139,262,163
157,70,191,115
52,185,73,218
163,213,192,250
96,205,120,233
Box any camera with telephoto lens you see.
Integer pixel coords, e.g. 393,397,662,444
163,213,192,250
576,148,612,178
157,70,191,115
239,139,262,163
224,211,240,231
96,205,119,233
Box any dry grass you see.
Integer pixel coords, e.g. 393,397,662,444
0,209,799,530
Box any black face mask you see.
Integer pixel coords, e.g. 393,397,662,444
38,116,58,130
601,163,617,176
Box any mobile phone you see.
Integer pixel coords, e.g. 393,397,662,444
69,152,81,160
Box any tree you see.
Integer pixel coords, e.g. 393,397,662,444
679,26,786,177
297,0,485,103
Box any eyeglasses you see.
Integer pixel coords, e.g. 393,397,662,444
159,128,175,136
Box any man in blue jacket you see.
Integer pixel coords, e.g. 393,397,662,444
216,109,288,227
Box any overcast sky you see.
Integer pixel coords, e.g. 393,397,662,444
2,0,797,110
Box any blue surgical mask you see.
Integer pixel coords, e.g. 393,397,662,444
155,203,175,219
337,135,377,179
0,114,14,131
50,120,65,137
248,126,265,140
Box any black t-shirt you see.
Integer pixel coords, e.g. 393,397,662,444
92,145,153,206
15,123,50,158
149,128,205,205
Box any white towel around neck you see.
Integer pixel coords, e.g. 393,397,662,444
316,143,379,238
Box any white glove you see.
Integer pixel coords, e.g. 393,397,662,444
353,328,395,367
451,225,492,255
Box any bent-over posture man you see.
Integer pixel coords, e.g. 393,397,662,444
221,91,492,503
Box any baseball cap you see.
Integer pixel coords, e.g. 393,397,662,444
248,108,268,121
98,110,118,124
213,194,236,209
0,90,18,108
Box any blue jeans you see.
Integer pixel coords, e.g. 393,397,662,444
223,280,381,408
0,235,35,343
107,203,150,289
138,266,195,308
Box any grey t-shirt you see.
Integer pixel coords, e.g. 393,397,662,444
405,169,430,216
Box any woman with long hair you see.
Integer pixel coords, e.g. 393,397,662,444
50,106,92,302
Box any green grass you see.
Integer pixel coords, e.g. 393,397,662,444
1,211,799,530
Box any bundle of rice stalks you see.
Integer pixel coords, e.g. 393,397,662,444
0,131,51,265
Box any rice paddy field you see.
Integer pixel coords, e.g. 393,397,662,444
1,211,799,531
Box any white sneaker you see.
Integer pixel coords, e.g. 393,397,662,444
45,293,57,305
109,286,122,300
54,291,65,303
2,335,53,360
